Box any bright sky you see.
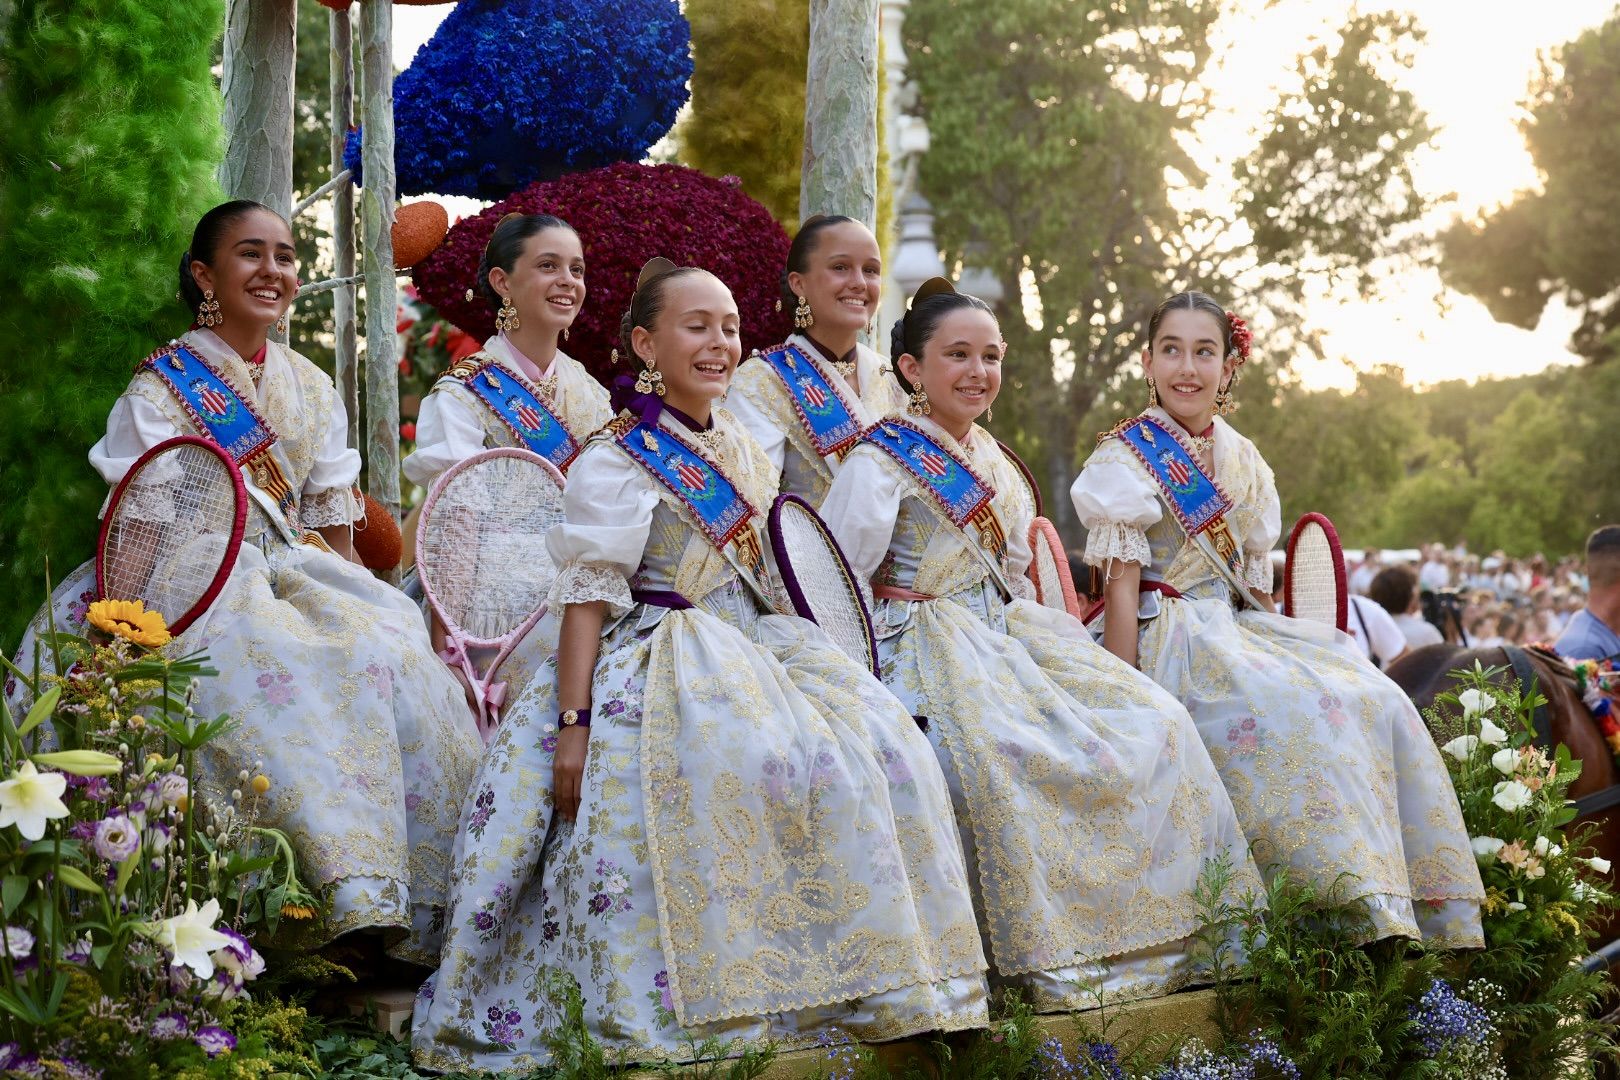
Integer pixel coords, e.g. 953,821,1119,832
391,2,1615,390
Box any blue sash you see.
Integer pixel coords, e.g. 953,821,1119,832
861,419,1009,572
610,417,767,583
1110,415,1243,574
459,359,580,470
758,343,862,459
141,344,300,531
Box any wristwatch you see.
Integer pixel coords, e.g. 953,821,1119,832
560,708,592,729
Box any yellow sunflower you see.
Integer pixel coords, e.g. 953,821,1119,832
87,599,172,648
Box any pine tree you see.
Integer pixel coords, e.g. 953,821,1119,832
0,0,223,648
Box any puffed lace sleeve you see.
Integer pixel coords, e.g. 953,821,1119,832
1069,438,1161,568
299,384,363,526
723,361,789,475
1242,447,1282,591
403,382,489,489
88,392,186,520
544,442,661,617
819,446,906,584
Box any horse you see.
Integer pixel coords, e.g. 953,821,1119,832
1386,643,1620,945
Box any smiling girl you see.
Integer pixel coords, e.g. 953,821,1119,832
8,200,483,965
1071,289,1484,947
817,278,1258,1012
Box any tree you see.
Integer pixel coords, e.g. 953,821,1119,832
0,0,223,649
903,1,1434,536
1440,14,1620,363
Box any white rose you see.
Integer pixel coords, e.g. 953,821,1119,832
1478,717,1509,747
1533,836,1551,857
1590,856,1612,874
1471,836,1505,859
1491,748,1519,776
1460,688,1498,718
1442,735,1480,762
1491,780,1533,813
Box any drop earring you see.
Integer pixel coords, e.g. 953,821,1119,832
906,387,930,416
793,295,813,330
634,359,666,397
496,295,520,332
1146,376,1160,410
197,289,222,328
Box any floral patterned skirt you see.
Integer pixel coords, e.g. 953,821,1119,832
1139,596,1485,947
874,590,1261,1011
412,602,987,1074
9,545,483,963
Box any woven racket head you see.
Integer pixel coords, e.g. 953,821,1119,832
1027,516,1082,618
416,448,566,644
96,436,248,636
768,494,880,676
1284,512,1347,632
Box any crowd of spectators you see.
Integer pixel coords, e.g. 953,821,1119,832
1330,527,1620,669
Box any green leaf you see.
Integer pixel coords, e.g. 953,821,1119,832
17,685,60,738
54,864,103,895
1,875,27,915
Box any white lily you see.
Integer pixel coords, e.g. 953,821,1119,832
141,898,231,978
0,761,70,841
1441,735,1479,762
1490,748,1518,775
1460,688,1496,718
1478,717,1509,747
1491,780,1533,813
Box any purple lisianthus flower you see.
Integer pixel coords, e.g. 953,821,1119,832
3,925,35,959
53,1057,100,1080
149,1012,189,1040
63,937,92,965
0,1044,21,1069
68,820,99,841
193,1025,236,1057
157,773,187,808
92,814,140,862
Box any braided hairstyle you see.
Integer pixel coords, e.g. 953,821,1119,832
888,277,994,393
474,212,577,309
618,257,708,366
177,199,280,312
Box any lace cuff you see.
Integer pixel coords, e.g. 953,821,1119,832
300,486,357,528
1082,521,1150,567
1243,549,1274,592
1008,571,1037,602
548,561,633,616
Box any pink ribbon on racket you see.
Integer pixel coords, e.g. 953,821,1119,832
437,639,508,719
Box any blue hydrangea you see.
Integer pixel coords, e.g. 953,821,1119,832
347,0,692,199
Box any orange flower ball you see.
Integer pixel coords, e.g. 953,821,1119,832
352,493,404,571
392,201,450,270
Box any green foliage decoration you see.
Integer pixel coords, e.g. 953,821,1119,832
1441,12,1620,361
0,0,223,651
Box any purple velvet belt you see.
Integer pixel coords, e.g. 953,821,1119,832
631,588,693,610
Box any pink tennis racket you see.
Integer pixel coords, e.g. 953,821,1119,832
96,435,248,636
416,447,566,740
1027,516,1082,619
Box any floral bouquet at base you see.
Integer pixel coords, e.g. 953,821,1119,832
1432,664,1620,1077
0,598,318,1076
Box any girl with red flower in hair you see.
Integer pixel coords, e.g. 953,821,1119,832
1071,290,1485,949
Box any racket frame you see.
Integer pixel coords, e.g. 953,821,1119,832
767,493,881,677
415,446,566,739
1282,511,1347,632
95,434,248,636
1026,515,1083,619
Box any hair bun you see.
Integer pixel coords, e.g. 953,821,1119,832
910,276,956,307
636,256,679,290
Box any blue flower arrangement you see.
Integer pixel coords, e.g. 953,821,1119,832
346,0,692,199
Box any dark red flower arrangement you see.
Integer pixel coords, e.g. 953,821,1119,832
413,162,794,386
1226,311,1252,365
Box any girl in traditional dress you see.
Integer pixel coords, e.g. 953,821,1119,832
403,213,613,705
728,215,904,504
1069,290,1484,946
412,260,989,1073
817,278,1259,1012
7,201,483,963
